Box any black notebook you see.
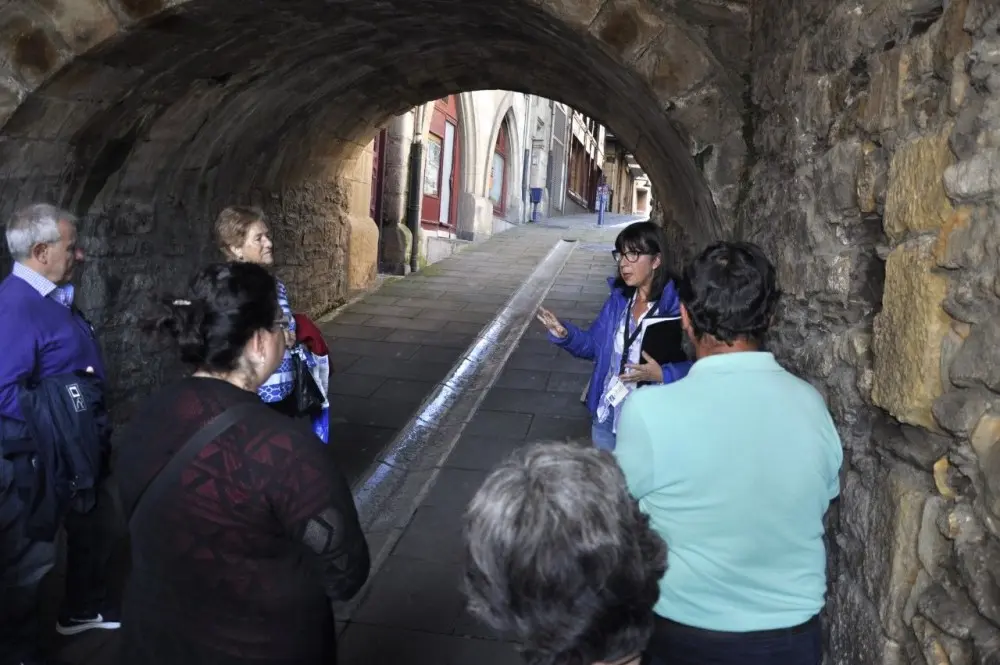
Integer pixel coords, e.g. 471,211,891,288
638,317,689,365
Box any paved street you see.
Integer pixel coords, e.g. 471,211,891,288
51,212,641,665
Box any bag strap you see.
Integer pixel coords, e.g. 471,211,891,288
128,402,257,530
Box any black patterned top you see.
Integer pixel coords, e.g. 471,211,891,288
113,377,369,665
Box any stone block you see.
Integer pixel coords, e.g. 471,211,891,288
589,0,669,63
668,84,740,145
944,149,1000,203
932,207,972,268
865,464,932,641
935,0,973,78
814,139,862,222
41,0,119,54
861,48,903,135
970,412,1000,459
883,126,956,243
536,0,604,28
857,141,889,214
948,502,1000,627
872,237,952,430
632,18,714,106
805,3,865,73
911,616,976,665
950,317,1000,393
932,389,991,437
0,12,71,88
346,214,378,292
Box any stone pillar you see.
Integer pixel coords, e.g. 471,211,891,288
343,142,379,292
380,113,414,273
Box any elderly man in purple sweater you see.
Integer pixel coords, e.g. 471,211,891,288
0,204,118,665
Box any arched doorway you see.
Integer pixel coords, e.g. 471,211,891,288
488,119,510,219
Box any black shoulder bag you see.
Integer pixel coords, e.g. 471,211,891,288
291,346,325,417
126,402,258,530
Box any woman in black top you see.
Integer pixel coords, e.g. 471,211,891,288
113,262,369,665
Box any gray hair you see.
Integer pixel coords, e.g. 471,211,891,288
462,442,667,665
5,203,76,261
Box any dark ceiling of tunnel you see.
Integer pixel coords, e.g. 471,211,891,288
0,0,747,244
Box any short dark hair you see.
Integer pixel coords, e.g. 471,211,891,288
145,262,279,372
613,221,677,301
678,241,780,344
462,442,667,665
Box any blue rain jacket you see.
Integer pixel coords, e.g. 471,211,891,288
549,277,693,415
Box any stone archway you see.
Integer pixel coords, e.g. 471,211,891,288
4,1,1000,663
0,0,749,403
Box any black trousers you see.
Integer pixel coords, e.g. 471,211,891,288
63,479,123,614
0,473,122,664
645,614,822,665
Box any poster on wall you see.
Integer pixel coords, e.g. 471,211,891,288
424,136,442,196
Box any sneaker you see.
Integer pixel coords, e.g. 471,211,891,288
55,608,120,636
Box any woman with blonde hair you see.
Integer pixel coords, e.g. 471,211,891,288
214,206,310,417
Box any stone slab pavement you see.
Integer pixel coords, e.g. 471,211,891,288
50,211,634,665
335,217,625,663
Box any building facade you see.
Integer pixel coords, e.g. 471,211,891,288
369,92,607,272
603,132,653,216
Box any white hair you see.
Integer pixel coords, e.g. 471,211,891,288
462,441,667,665
5,203,76,261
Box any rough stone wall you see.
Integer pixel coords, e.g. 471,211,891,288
744,0,1000,662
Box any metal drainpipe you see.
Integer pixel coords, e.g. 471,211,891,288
547,100,556,216
407,107,427,273
521,93,532,223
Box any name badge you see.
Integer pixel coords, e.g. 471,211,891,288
604,376,631,408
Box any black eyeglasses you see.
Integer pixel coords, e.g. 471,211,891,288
612,250,652,263
274,317,290,331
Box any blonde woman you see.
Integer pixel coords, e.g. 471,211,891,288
214,206,302,415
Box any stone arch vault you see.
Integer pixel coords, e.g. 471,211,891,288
6,1,1000,664
0,0,750,402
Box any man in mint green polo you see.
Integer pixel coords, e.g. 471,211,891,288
614,241,842,665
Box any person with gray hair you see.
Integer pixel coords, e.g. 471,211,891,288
462,442,667,665
0,203,119,665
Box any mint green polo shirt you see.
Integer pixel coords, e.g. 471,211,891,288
614,352,842,631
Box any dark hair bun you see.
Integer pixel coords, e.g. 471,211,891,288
143,262,278,372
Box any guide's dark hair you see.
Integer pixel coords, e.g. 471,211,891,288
463,442,667,665
612,221,677,301
678,241,780,345
144,262,279,372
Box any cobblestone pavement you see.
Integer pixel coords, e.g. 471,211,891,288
53,211,640,665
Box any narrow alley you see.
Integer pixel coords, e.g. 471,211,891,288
47,213,638,665
4,0,1000,663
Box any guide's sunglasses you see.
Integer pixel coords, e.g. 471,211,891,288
612,249,653,263
274,316,290,332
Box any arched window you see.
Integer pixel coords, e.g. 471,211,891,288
489,120,509,214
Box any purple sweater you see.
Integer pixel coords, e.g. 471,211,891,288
0,274,106,422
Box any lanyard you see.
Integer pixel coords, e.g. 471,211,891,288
619,294,655,374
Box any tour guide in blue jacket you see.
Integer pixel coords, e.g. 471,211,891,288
536,222,692,451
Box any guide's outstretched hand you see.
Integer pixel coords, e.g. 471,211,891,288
536,307,567,339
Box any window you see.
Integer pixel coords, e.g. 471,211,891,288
489,120,509,214
490,153,505,203
567,137,589,200
423,135,443,196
